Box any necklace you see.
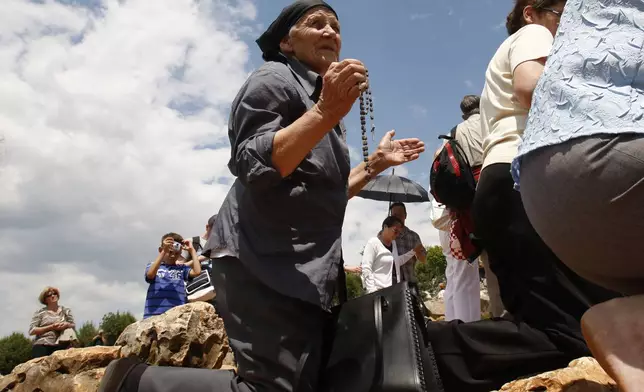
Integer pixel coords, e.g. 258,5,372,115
359,69,375,180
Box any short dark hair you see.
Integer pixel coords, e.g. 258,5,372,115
460,95,480,118
161,232,183,245
382,216,403,230
506,0,565,35
389,202,406,214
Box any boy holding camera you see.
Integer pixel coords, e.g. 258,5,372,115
143,233,201,319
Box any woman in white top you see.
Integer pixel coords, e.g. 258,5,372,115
472,0,569,320
361,216,420,294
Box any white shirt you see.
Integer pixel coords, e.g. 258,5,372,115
361,237,416,294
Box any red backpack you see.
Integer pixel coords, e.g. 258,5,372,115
429,126,479,211
430,126,483,262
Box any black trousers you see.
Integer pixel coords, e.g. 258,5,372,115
425,163,620,391
136,257,333,392
32,344,66,358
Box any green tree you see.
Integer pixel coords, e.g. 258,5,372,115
345,272,364,300
76,321,99,348
100,311,137,345
0,332,32,374
415,246,447,299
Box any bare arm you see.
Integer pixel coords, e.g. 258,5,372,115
348,152,390,199
188,248,202,278
414,235,427,263
146,250,165,281
348,130,425,199
232,60,366,188
513,58,546,109
272,107,338,178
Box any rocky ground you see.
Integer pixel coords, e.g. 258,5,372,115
0,302,617,392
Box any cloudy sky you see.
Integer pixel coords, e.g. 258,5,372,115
0,0,511,336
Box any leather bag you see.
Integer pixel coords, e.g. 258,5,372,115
323,281,444,392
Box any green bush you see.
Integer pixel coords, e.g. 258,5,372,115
415,246,447,299
0,333,32,374
345,272,364,300
100,311,137,345
76,321,99,347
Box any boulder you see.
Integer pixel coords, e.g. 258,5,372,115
0,346,119,392
480,290,491,314
0,303,234,392
117,302,235,369
496,357,617,392
424,300,445,318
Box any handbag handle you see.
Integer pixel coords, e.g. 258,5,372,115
371,295,386,390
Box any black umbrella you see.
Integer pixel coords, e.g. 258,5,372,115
357,171,430,203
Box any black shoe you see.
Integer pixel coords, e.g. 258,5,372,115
99,357,145,392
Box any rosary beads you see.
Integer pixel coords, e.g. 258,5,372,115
359,70,375,179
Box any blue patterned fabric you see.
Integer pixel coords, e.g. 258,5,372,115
513,0,644,188
144,263,191,319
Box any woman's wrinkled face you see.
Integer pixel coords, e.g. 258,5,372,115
280,7,341,75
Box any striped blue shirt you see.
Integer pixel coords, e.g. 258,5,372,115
144,263,191,319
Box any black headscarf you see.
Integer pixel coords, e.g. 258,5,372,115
256,0,337,61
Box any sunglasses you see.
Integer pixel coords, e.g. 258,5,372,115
46,292,58,298
541,7,562,17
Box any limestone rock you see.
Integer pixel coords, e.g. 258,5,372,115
496,357,618,392
424,300,445,318
116,302,234,369
0,346,119,392
480,290,491,314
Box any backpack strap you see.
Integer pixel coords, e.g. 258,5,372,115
438,125,459,141
449,125,458,138
439,125,474,168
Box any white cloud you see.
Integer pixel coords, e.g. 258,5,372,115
0,0,254,336
464,79,474,89
0,0,440,337
389,165,409,178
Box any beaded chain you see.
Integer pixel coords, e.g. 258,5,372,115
359,69,375,180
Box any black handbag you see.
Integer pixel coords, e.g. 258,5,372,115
323,281,444,392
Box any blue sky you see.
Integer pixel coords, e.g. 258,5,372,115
249,0,512,185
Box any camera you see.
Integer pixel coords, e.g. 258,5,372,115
172,242,183,252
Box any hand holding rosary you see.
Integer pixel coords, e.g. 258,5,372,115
359,69,375,180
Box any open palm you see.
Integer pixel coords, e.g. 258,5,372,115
376,130,425,166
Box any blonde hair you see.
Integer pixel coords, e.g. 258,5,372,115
38,286,60,305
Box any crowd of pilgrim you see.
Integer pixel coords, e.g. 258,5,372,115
28,0,644,391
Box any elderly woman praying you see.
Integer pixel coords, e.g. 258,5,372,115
99,1,425,391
